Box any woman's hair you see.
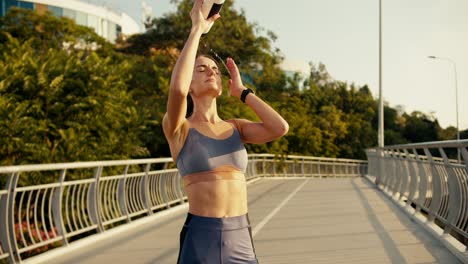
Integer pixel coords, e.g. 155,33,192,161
186,53,221,118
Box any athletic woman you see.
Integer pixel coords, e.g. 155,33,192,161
162,0,289,263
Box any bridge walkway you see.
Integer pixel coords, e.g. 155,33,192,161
48,177,461,264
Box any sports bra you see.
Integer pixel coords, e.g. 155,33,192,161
176,124,248,177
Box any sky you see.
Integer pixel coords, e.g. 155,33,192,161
92,0,467,130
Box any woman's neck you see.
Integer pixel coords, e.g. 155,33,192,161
190,97,221,123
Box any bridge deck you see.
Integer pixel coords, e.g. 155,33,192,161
49,177,461,264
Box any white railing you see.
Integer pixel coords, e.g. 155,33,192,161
366,140,468,255
0,154,367,263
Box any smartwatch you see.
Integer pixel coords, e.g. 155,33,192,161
240,88,254,103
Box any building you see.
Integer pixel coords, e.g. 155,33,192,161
280,58,311,90
0,0,141,43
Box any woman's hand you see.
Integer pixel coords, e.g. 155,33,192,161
190,0,220,33
226,57,246,99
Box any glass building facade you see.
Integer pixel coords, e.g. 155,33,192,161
0,0,124,43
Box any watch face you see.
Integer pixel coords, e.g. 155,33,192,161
207,3,223,18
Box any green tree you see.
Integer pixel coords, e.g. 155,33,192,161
0,34,147,165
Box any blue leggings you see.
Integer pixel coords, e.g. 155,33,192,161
177,213,259,264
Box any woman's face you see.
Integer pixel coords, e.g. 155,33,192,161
190,56,223,97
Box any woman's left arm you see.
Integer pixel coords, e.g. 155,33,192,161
226,58,289,144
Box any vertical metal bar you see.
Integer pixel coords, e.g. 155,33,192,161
332,160,336,177
70,184,79,232
64,184,72,234
52,169,68,246
1,172,20,263
424,148,441,222
160,171,169,209
48,185,57,239
175,170,184,204
111,179,121,219
272,157,276,176
318,160,321,179
142,164,153,215
26,190,36,245
40,188,50,241
262,157,266,177
439,147,462,235
345,161,349,177
41,189,52,240
413,149,427,212
75,184,85,229
18,191,28,247
405,149,418,207
10,173,21,262
101,180,111,223
118,165,130,223
127,177,135,215
381,150,390,191
88,167,103,233
399,149,411,202
437,148,450,220
81,184,91,228
33,189,43,243
374,150,381,185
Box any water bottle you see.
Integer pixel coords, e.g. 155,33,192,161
201,0,225,34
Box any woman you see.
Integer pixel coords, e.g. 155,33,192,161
162,0,288,263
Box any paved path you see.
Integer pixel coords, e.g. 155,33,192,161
50,177,461,264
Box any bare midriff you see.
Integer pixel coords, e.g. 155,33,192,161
182,165,248,218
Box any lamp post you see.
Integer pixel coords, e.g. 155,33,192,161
375,0,384,186
427,55,460,161
378,0,384,148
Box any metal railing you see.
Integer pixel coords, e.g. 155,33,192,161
366,140,468,252
0,154,367,263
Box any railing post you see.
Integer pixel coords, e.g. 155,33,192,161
160,170,170,208
301,158,305,177
141,164,153,215
345,161,349,177
1,172,20,263
292,158,295,177
398,149,410,201
423,148,442,223
262,157,266,177
405,149,418,207
332,160,336,177
272,157,276,176
88,166,104,233
413,149,427,213
52,169,69,247
439,148,462,236
118,165,130,223
317,160,321,179
375,149,383,185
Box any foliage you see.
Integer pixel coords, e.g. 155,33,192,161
0,31,147,165
1,3,464,168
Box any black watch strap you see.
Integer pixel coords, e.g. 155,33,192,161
240,88,254,103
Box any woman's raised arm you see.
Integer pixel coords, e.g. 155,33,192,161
226,57,289,144
163,0,220,137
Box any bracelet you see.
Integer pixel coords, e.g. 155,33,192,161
240,88,254,103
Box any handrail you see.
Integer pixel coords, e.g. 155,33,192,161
366,140,468,253
378,139,468,149
0,154,367,263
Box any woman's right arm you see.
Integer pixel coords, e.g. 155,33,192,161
163,0,220,138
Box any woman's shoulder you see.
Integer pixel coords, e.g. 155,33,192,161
163,115,190,146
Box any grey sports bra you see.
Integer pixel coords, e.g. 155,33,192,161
176,124,248,177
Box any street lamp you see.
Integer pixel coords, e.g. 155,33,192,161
427,55,460,161
378,0,384,148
